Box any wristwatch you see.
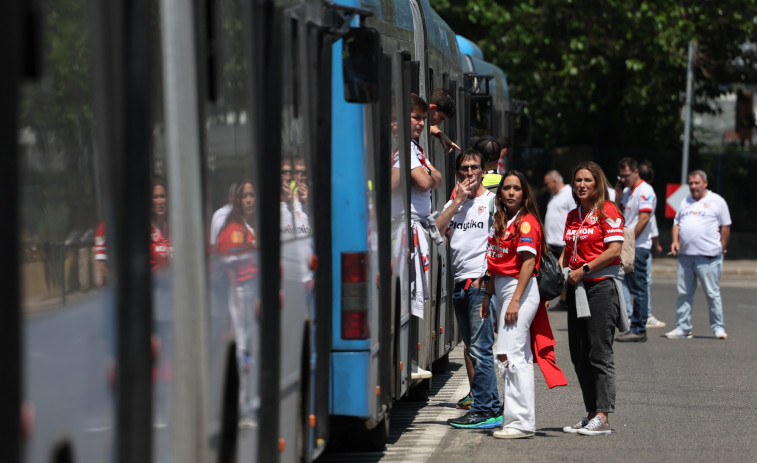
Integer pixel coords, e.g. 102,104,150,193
582,263,591,274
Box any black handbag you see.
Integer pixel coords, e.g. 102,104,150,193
536,251,565,301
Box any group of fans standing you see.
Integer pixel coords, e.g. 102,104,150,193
398,90,731,439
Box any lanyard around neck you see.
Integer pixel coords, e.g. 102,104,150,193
572,206,596,264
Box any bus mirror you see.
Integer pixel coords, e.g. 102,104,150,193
342,27,380,103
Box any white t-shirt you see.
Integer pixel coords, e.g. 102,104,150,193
392,140,432,217
674,191,731,256
620,180,656,249
209,203,232,246
442,191,493,282
544,184,575,246
650,214,659,239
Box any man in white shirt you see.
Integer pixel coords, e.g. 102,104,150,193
615,157,656,342
436,148,502,429
543,170,575,258
209,183,237,248
666,170,731,340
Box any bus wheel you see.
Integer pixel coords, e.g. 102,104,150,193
355,416,389,451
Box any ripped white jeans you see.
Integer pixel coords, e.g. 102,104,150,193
494,275,540,432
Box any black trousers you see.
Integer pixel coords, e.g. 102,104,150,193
566,278,619,414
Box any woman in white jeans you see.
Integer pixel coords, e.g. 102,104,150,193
481,170,546,439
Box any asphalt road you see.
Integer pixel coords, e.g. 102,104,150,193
319,278,757,462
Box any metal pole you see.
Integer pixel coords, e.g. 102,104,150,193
160,0,209,461
681,40,696,184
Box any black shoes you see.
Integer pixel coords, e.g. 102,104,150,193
616,331,647,342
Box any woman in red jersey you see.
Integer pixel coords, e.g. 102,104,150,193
559,161,625,436
150,179,172,271
480,170,546,439
216,180,258,424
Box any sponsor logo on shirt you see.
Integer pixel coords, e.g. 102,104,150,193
451,220,485,231
641,195,652,201
520,236,533,243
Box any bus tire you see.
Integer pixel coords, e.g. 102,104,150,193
356,416,389,451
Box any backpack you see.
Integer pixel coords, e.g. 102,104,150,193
536,250,565,301
621,227,635,273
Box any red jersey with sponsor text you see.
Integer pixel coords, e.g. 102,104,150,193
216,221,258,283
487,212,542,277
150,223,172,271
563,201,624,279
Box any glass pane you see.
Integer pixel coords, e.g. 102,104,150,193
204,0,261,455
18,0,116,460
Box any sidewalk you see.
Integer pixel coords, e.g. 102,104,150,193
651,257,757,278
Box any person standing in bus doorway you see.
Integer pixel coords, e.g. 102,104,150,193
428,87,460,155
436,148,503,429
390,94,443,377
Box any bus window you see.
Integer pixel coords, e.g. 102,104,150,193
17,0,116,460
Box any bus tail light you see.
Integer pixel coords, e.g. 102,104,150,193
342,252,369,339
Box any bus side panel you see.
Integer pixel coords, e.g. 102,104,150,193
330,351,371,417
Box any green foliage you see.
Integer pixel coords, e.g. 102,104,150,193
432,0,757,150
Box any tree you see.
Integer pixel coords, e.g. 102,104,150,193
431,0,757,151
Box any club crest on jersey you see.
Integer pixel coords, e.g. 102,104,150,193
478,205,487,215
590,216,598,224
231,230,244,244
520,222,531,234
606,218,622,229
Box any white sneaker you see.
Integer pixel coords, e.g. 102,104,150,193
492,427,535,439
664,327,692,339
577,415,611,435
562,417,590,434
646,315,667,328
410,363,432,380
714,328,728,339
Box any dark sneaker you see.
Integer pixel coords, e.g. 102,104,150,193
448,411,503,429
456,393,474,410
616,331,647,342
577,415,612,435
562,417,590,434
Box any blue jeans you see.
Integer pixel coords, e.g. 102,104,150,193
452,282,501,414
623,251,656,318
624,247,651,334
676,255,725,332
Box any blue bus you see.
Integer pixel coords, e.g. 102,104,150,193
4,0,527,461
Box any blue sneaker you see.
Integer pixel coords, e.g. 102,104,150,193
448,411,502,429
456,393,474,410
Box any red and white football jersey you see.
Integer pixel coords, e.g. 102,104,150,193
563,201,624,280
487,212,542,277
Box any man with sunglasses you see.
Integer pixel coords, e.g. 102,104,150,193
436,148,503,429
615,157,657,342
